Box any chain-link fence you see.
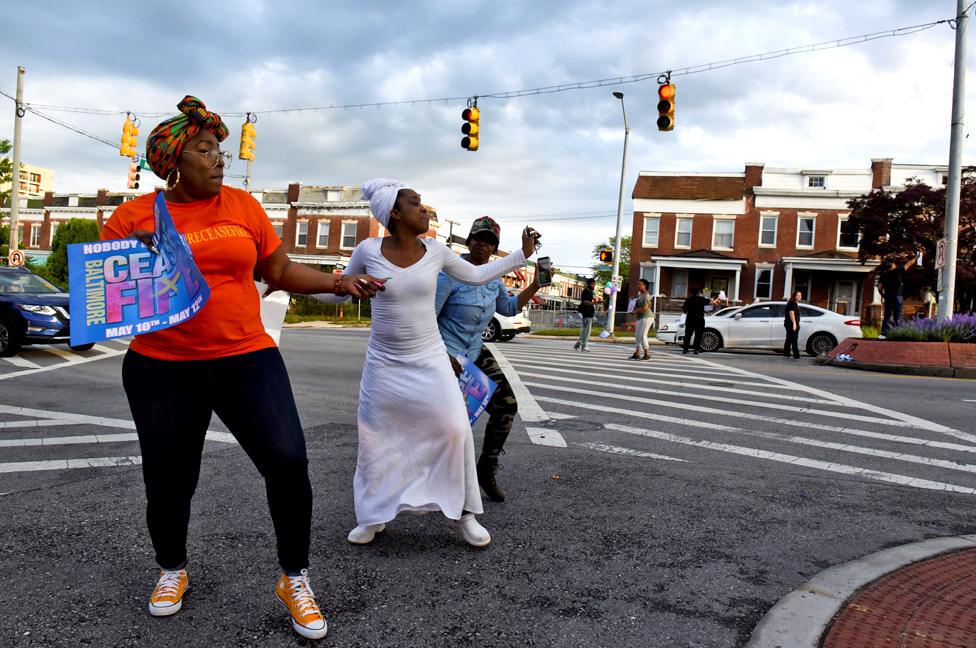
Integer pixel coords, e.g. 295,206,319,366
527,309,645,333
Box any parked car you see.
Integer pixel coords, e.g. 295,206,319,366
659,306,740,345
0,266,93,356
482,290,533,342
677,301,862,356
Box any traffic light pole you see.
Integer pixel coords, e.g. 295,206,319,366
606,92,630,335
244,158,254,190
938,0,968,321
8,66,25,254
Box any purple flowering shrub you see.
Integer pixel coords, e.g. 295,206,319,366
886,314,976,342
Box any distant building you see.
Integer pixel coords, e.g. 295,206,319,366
0,162,55,205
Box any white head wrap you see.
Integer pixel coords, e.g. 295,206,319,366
361,178,405,227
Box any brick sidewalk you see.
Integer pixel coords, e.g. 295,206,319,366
822,548,976,647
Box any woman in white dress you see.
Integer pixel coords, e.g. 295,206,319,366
341,178,538,548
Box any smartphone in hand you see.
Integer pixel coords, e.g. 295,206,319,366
536,256,553,287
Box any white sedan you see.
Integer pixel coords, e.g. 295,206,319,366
677,302,862,356
658,306,739,344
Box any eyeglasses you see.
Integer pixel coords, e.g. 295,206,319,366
182,149,233,169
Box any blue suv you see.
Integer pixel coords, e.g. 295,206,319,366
0,266,94,356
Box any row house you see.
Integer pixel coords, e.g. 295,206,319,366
627,158,948,318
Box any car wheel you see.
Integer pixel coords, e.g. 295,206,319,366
0,314,22,357
69,343,95,352
807,332,837,356
482,319,501,342
499,332,516,342
700,329,722,353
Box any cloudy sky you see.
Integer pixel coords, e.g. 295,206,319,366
1,0,972,271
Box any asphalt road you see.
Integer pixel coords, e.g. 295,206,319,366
1,331,974,647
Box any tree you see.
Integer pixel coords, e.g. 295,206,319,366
590,235,631,287
0,139,12,209
846,170,975,310
46,218,101,287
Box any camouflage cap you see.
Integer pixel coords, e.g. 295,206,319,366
466,216,500,246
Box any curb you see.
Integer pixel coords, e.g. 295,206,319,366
745,534,976,648
826,360,965,379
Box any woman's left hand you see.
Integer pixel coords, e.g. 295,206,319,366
521,227,541,258
342,274,387,299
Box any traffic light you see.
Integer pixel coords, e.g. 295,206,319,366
657,83,675,132
461,106,480,151
120,117,139,157
126,161,140,190
239,121,256,161
599,249,613,264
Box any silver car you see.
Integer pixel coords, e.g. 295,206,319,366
677,302,863,356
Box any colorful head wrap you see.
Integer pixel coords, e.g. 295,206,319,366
466,216,500,247
146,96,229,181
361,178,405,227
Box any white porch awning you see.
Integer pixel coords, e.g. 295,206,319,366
641,255,747,301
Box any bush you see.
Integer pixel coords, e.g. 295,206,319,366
885,314,976,343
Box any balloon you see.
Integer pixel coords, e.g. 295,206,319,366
604,287,612,294
610,286,618,294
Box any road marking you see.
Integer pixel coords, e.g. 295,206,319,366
39,346,82,361
1,355,41,369
0,419,83,430
501,351,742,378
509,361,837,404
486,343,549,423
604,423,976,495
0,345,129,381
525,427,567,447
533,395,976,454
0,456,143,474
576,442,687,462
521,371,894,424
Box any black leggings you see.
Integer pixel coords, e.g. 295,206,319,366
783,325,800,358
122,347,312,573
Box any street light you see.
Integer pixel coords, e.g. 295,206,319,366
606,91,630,336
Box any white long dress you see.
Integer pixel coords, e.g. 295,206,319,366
343,237,527,525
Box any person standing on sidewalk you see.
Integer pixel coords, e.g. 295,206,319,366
784,290,802,359
878,257,914,338
574,277,597,352
102,96,384,641
682,287,713,355
434,217,542,502
629,279,653,360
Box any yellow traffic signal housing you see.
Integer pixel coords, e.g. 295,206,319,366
657,83,675,132
126,162,141,190
120,118,139,157
239,122,256,161
599,249,613,264
461,107,480,151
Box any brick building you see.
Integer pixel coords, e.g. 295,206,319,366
628,159,948,319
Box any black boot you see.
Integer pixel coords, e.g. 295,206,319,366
477,455,506,502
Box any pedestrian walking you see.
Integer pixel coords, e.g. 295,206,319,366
434,217,542,502
784,290,802,359
574,277,597,352
682,287,713,355
101,96,384,640
339,179,539,549
629,279,653,360
878,257,914,337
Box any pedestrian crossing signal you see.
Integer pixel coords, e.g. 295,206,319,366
461,107,480,151
657,83,675,132
126,161,140,190
599,249,613,263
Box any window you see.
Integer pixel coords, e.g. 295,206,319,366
16,225,24,245
759,215,777,247
49,222,59,244
671,269,688,298
642,216,660,247
754,268,772,299
316,220,329,247
639,267,656,296
675,218,692,248
272,222,283,239
712,219,734,249
341,222,357,249
740,304,776,318
942,174,949,185
29,225,40,248
837,217,859,249
326,190,341,202
296,222,308,246
807,176,825,188
793,271,810,303
797,216,815,248
799,306,824,318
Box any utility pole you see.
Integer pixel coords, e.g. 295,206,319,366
244,158,254,190
445,218,460,242
939,0,968,321
606,91,630,335
8,66,25,253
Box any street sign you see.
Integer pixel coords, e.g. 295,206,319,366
935,238,947,269
138,158,151,171
597,264,611,271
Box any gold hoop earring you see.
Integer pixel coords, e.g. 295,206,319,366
166,168,181,190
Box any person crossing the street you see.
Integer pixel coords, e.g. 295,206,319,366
628,279,653,360
784,290,802,359
435,217,542,502
574,277,597,352
682,287,714,355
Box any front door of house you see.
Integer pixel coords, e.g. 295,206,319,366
830,280,860,316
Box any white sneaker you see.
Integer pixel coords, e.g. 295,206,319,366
347,523,385,544
456,513,491,547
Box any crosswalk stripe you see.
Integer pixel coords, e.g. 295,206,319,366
576,442,687,462
0,456,143,474
0,433,139,447
524,379,912,429
525,426,567,447
0,345,129,381
38,346,80,361
507,360,836,404
603,423,976,495
501,351,742,377
0,419,83,430
1,355,41,369
486,343,549,423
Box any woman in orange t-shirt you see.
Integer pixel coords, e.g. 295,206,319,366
101,96,384,641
